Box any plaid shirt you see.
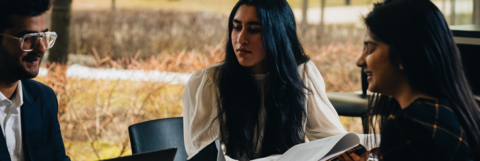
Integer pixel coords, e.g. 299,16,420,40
379,98,472,161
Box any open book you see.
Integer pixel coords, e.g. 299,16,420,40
277,132,380,161
188,132,379,161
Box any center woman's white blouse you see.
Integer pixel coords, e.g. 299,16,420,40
183,60,347,161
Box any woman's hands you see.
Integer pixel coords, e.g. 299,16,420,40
337,150,370,161
337,148,378,161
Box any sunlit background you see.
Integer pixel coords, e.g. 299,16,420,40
35,0,476,160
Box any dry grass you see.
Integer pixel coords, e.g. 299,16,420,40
36,66,186,160
66,10,228,58
60,9,366,59
308,41,363,92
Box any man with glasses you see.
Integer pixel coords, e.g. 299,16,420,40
0,0,70,161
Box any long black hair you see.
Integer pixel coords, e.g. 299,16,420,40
215,0,310,159
363,0,480,159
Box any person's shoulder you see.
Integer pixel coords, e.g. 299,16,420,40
297,60,315,71
380,114,438,161
383,98,471,160
202,62,223,78
21,79,55,96
298,60,323,75
297,60,325,83
22,79,52,90
186,63,223,87
401,98,461,131
21,79,58,108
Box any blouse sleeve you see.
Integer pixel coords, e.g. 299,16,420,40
183,68,221,158
301,61,347,141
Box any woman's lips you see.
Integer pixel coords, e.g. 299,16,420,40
237,49,252,55
364,71,373,82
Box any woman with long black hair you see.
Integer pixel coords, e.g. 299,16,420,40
339,0,480,161
183,0,346,160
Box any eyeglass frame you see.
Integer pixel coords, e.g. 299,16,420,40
0,31,57,52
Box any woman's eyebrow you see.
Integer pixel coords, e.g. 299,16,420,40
247,21,261,26
232,19,261,26
364,41,378,46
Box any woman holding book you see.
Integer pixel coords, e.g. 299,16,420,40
182,0,347,160
339,0,480,161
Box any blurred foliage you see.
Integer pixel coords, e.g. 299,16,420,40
45,9,366,60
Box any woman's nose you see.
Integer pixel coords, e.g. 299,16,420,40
356,50,367,68
237,30,248,45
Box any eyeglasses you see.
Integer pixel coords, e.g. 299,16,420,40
0,32,57,52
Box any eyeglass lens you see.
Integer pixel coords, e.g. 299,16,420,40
22,34,56,51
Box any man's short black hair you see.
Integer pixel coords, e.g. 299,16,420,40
0,0,51,33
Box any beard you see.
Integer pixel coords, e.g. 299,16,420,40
0,45,38,81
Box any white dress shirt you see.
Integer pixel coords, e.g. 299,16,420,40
0,81,24,161
183,61,347,161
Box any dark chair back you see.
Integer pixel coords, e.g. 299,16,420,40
128,117,188,161
450,25,480,95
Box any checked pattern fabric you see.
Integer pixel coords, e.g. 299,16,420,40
378,98,472,161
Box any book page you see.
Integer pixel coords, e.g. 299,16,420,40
357,134,381,151
277,132,359,161
319,133,361,161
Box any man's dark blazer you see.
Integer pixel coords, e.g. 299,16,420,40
0,79,70,161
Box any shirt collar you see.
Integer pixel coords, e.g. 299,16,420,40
0,89,7,102
15,81,23,108
251,72,269,80
0,80,24,108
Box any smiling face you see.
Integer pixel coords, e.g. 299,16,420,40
0,14,47,81
356,30,407,95
231,5,267,74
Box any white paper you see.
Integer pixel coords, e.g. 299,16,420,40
357,134,381,151
252,155,283,161
318,133,361,161
277,132,359,161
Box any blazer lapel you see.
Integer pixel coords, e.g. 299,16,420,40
21,82,42,161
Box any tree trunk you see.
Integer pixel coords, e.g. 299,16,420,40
48,0,72,64
450,0,456,25
319,0,326,35
473,0,480,25
442,0,447,15
301,0,308,35
112,0,116,10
